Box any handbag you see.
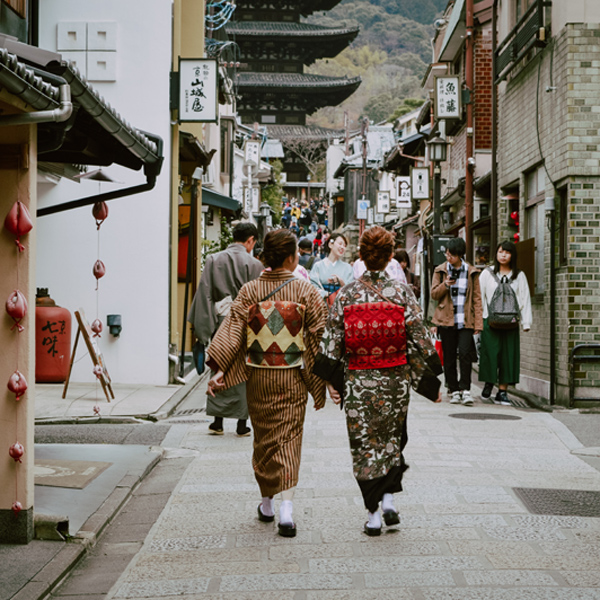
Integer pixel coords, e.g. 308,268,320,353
434,338,444,366
246,279,306,369
192,340,205,375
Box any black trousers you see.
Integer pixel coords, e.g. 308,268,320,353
439,326,474,393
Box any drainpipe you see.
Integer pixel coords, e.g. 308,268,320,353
465,0,474,261
491,0,498,255
0,83,72,125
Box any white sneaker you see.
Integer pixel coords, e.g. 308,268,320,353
461,390,473,406
450,391,462,404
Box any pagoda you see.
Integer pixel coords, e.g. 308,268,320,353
226,0,361,186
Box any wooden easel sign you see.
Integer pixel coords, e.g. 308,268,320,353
62,309,115,402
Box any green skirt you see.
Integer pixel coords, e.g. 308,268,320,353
478,318,520,385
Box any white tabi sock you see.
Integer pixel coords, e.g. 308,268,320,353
279,499,294,525
367,510,381,529
382,493,395,513
261,496,274,517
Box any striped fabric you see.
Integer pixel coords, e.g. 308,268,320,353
206,270,328,496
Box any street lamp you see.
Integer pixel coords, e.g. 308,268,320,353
427,136,448,237
258,202,271,243
306,174,311,203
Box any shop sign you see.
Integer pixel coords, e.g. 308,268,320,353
179,59,218,122
434,75,461,119
377,191,390,214
396,176,411,208
411,167,430,200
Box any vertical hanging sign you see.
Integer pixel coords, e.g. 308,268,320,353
434,75,461,120
411,167,430,200
179,58,218,122
396,176,411,209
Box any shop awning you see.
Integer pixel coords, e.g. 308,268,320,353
201,188,240,211
439,0,466,62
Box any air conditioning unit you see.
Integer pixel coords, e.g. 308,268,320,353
202,163,215,187
474,198,489,222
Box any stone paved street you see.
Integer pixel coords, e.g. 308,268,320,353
91,392,600,600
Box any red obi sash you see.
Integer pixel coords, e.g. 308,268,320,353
343,301,407,370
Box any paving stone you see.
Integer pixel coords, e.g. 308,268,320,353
319,526,481,543
113,578,210,598
560,571,600,587
268,543,354,560
364,570,455,587
148,535,227,551
462,570,559,586
421,588,600,600
309,556,483,573
219,573,353,592
305,591,414,600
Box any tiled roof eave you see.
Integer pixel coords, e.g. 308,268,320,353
47,60,161,166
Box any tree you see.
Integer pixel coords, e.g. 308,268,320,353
261,159,284,222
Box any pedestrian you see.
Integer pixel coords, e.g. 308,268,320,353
478,240,532,405
309,233,353,306
187,222,263,436
353,253,407,284
298,237,317,270
395,249,420,299
206,229,328,538
313,226,442,536
430,237,483,406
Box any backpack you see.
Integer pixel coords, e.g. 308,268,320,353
487,269,520,330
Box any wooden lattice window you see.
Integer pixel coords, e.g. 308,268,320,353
3,0,26,18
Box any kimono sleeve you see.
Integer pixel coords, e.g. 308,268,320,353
187,254,218,345
403,291,442,401
312,291,345,395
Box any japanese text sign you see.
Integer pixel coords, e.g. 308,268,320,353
434,76,461,119
377,191,390,214
396,176,412,209
411,167,430,200
179,59,218,122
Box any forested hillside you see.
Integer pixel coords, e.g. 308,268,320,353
305,0,447,129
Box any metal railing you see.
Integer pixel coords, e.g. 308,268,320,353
494,0,551,84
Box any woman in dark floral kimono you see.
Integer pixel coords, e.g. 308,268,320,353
313,226,442,536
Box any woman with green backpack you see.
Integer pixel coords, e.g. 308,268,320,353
478,240,532,405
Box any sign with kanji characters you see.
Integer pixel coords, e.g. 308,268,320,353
179,59,218,122
252,187,260,213
396,176,412,209
411,167,430,200
367,208,374,224
244,140,261,167
377,191,390,214
244,188,252,214
434,75,461,119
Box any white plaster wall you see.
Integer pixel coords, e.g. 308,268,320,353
36,0,172,384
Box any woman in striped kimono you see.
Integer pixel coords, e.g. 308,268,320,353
207,229,328,537
313,226,442,536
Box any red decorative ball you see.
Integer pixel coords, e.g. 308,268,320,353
510,211,519,221
12,501,23,516
9,442,24,463
513,233,520,242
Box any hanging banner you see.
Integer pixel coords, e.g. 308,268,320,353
252,188,260,214
377,191,390,214
367,208,374,225
434,75,461,119
179,58,218,122
243,188,252,214
411,167,430,200
396,176,411,209
244,140,261,167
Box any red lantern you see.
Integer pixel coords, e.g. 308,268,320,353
9,442,24,463
12,501,23,516
513,233,520,242
510,211,519,222
7,370,28,401
93,404,101,416
91,319,103,338
4,201,33,252
93,260,106,280
92,202,109,230
6,289,28,332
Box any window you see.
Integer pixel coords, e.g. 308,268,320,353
525,166,546,294
3,0,26,17
260,115,277,124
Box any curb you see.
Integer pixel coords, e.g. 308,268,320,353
12,448,164,600
149,370,209,421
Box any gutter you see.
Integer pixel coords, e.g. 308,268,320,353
37,133,164,217
0,83,72,125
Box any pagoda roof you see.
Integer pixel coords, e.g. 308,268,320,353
234,0,343,17
237,72,361,92
227,21,359,40
265,124,344,140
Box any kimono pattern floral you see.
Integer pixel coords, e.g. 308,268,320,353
318,271,440,481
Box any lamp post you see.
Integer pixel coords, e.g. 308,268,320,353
306,174,311,204
258,201,271,243
427,135,448,237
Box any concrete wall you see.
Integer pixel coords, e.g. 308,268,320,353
36,0,172,385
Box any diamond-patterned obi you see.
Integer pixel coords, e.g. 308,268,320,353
246,300,306,368
343,302,407,370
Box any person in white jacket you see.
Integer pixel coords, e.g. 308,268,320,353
478,240,532,405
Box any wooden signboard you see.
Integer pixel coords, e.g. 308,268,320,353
62,309,114,402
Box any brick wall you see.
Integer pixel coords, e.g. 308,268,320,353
474,26,493,150
497,23,600,404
